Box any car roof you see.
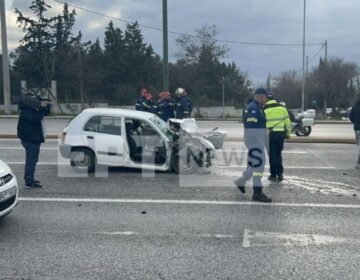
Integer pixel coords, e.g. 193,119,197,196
82,108,155,119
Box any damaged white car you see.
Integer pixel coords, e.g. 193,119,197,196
60,109,222,174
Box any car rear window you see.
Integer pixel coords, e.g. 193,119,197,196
84,116,122,136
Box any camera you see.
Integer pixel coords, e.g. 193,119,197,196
14,93,52,110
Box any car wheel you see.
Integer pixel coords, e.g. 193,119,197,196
70,148,96,173
171,149,199,174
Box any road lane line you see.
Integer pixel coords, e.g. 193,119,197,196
99,231,236,239
101,231,136,236
242,229,251,248
7,162,67,165
18,197,360,208
242,229,360,248
215,165,337,170
6,162,339,170
0,147,58,150
219,149,309,154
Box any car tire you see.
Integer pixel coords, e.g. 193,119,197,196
171,149,199,174
70,148,96,173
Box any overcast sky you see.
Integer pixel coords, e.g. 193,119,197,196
2,0,360,84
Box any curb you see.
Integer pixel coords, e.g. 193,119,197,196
0,134,356,144
224,137,356,144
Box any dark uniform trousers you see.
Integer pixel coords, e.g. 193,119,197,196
269,131,285,177
21,141,41,185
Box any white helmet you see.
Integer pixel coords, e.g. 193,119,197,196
175,88,185,95
280,102,286,107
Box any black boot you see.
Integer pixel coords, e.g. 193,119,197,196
278,174,284,182
268,175,278,183
234,177,246,193
253,192,272,203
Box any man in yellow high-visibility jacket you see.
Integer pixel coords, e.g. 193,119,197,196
263,97,291,183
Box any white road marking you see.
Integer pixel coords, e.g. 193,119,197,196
101,231,135,236
219,149,309,154
6,161,339,170
215,165,337,170
0,147,58,150
285,175,359,197
99,231,236,239
242,229,251,248
18,197,360,209
242,229,360,248
7,162,67,165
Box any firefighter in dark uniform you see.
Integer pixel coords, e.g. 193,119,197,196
183,90,193,118
135,88,149,111
142,93,157,113
234,88,272,203
175,88,190,119
157,91,175,122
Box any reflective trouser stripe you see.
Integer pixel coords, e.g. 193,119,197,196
247,118,258,123
253,172,263,177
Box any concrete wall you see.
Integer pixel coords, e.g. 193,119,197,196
0,105,19,113
196,106,242,118
59,103,109,114
0,103,109,115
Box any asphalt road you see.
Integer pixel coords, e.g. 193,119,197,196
0,118,355,139
1,140,360,279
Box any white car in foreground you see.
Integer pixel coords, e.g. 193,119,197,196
60,108,216,174
0,159,18,219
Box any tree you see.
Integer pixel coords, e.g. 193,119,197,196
176,25,228,64
174,25,250,107
83,38,106,102
13,0,57,88
13,0,81,103
308,57,359,115
272,71,302,109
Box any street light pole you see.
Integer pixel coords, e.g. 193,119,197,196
0,0,12,114
162,0,169,91
301,0,306,112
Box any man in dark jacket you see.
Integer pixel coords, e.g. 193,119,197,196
157,91,175,122
349,99,360,169
234,88,272,203
17,98,51,187
135,88,148,111
141,93,157,113
175,88,190,119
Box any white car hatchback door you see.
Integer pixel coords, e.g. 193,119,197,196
81,115,125,166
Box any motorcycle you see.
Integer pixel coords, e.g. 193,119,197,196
291,117,314,137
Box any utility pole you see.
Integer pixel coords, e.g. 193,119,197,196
162,0,169,91
324,40,328,63
0,0,11,114
222,76,225,119
301,0,306,112
77,42,84,111
305,55,309,110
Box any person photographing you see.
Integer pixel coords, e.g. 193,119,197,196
17,94,51,188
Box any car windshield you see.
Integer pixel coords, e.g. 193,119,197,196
150,116,174,140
